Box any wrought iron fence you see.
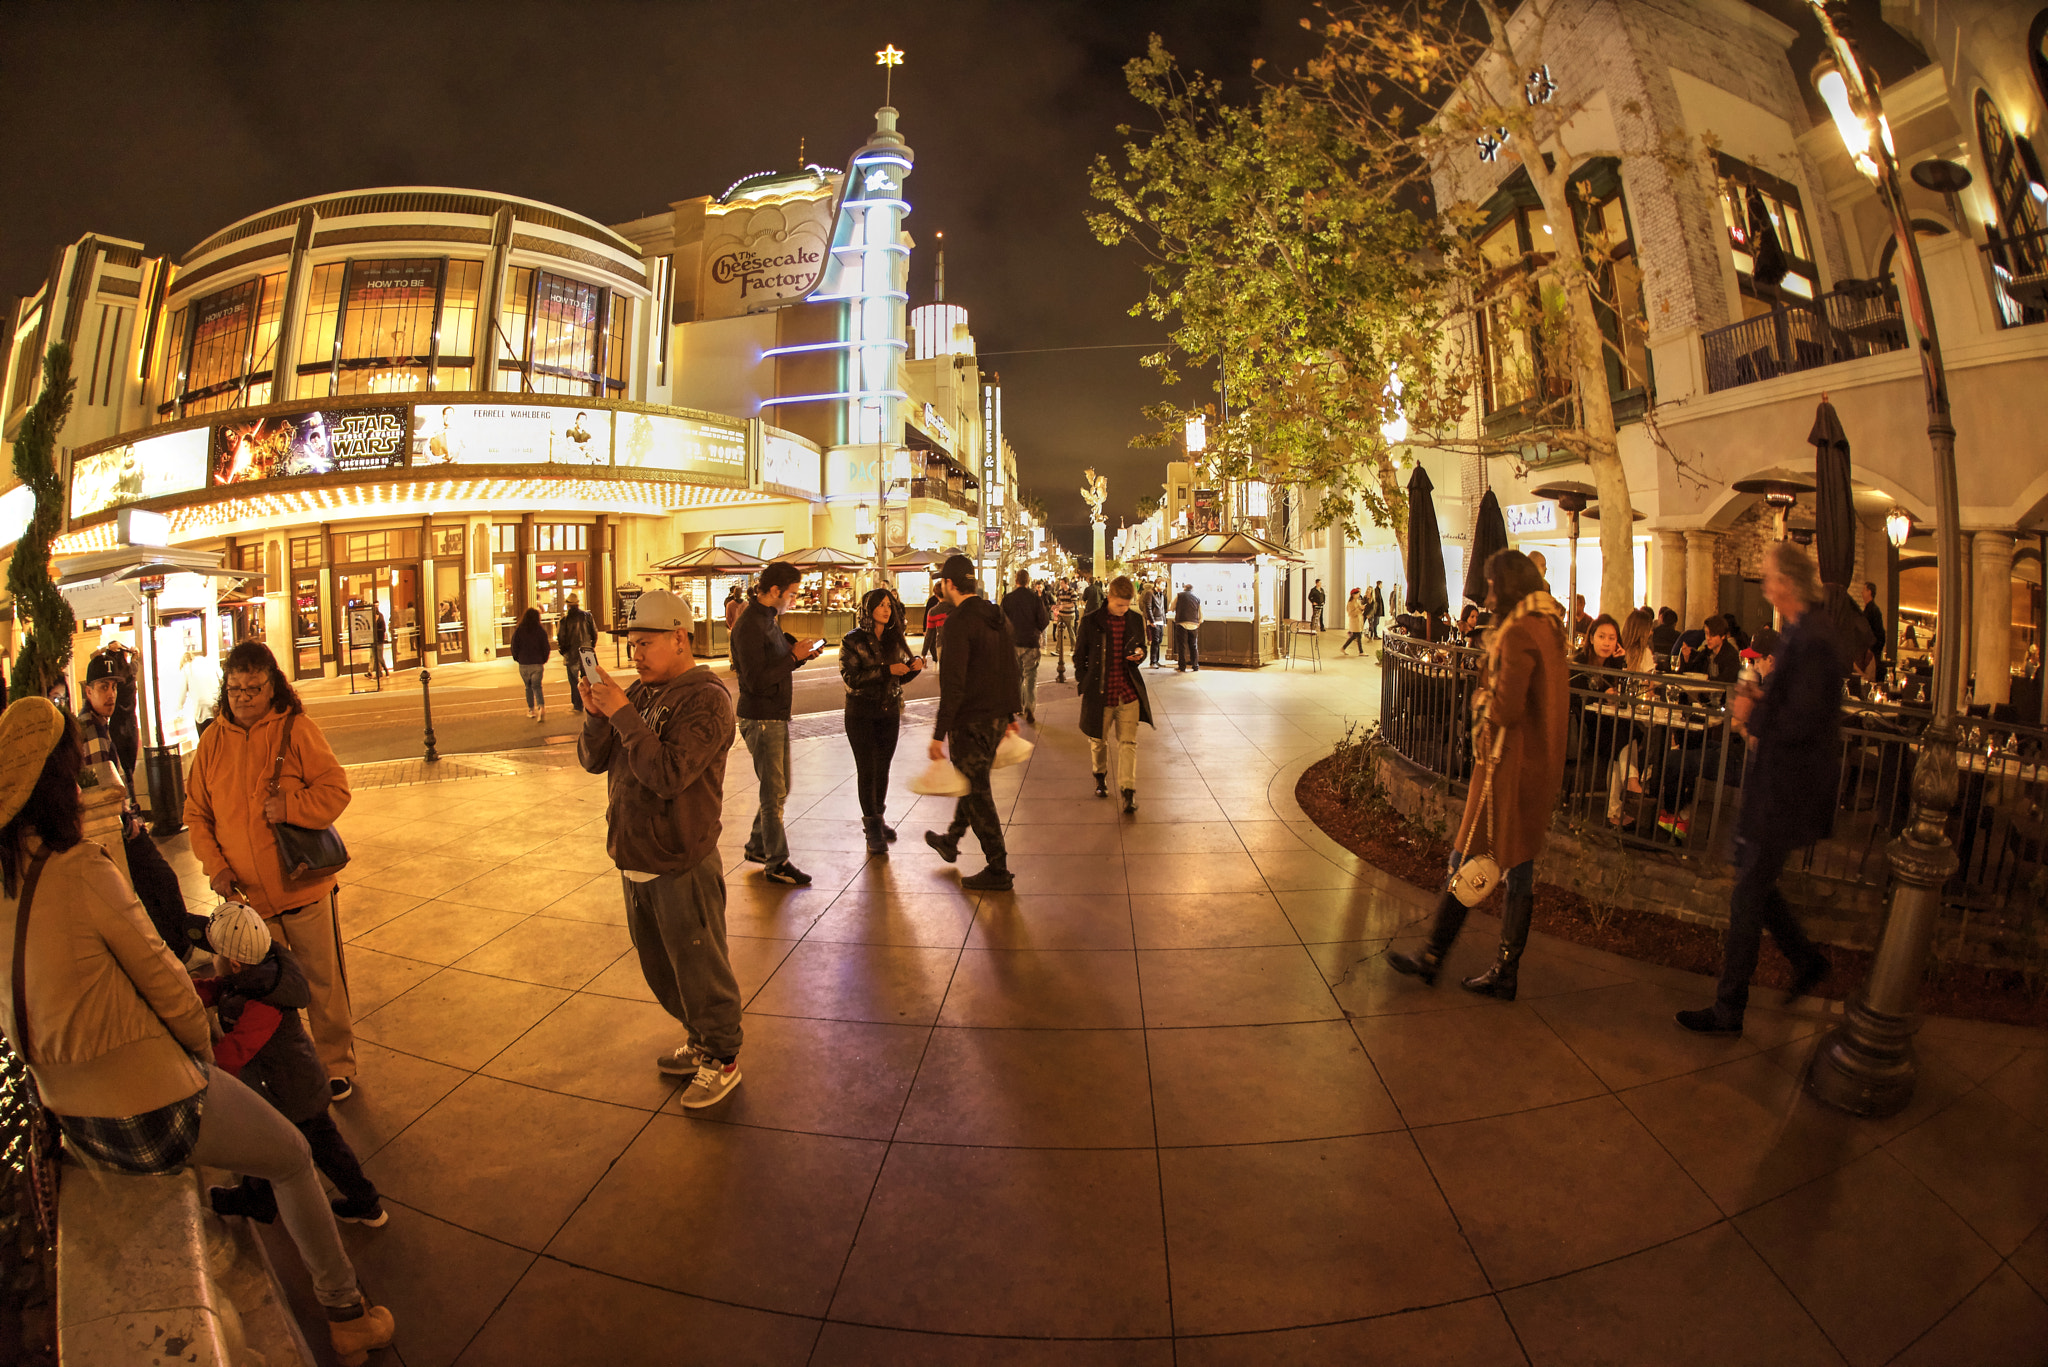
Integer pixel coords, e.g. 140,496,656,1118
1700,288,1907,393
1376,631,2048,917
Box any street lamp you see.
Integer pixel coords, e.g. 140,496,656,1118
1802,5,1965,1119
1886,508,1913,548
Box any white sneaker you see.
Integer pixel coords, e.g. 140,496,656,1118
655,1044,702,1076
678,1059,741,1109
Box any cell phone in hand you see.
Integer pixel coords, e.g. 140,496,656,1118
579,647,602,681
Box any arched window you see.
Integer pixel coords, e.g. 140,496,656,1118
1976,90,2045,276
2030,10,2048,108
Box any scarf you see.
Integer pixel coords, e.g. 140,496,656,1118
1473,590,1565,747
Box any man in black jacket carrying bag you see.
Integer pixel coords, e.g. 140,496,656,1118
924,555,1022,891
1000,570,1050,726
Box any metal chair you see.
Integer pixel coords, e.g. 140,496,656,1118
1284,619,1322,672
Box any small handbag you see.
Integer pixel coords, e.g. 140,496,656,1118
1447,729,1506,908
270,713,350,880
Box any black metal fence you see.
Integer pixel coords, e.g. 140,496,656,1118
1377,632,2048,914
1700,287,1907,393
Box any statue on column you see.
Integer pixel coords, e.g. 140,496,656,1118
1082,469,1109,573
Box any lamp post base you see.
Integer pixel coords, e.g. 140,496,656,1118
1804,995,1919,1118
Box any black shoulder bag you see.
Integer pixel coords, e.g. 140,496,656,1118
270,713,350,880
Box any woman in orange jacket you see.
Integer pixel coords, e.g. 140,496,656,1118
186,642,358,1098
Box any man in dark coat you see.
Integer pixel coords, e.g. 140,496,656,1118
1307,579,1327,632
1171,583,1203,670
1860,582,1888,665
1000,570,1050,725
924,555,1023,891
557,593,598,713
1139,579,1167,667
1075,575,1155,813
1679,542,1837,1035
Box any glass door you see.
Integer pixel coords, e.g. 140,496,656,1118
534,558,587,638
435,563,466,661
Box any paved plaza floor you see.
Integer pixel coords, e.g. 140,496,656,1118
167,652,2048,1365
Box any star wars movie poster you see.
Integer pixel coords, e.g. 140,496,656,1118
213,407,409,484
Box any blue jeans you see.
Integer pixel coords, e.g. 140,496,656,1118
1016,646,1040,715
517,662,545,710
739,719,791,865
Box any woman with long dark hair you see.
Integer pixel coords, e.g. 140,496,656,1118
1389,550,1568,1000
187,641,358,1099
511,606,551,721
0,698,393,1359
840,587,924,855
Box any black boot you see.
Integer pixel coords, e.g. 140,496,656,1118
1094,772,1109,798
863,818,888,856
1386,946,1445,985
209,1178,278,1224
1387,892,1468,987
1460,947,1521,1000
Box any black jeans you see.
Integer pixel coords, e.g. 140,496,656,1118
1147,623,1163,666
1174,625,1200,668
845,708,900,825
945,717,1009,870
1715,835,1820,1022
233,1109,379,1211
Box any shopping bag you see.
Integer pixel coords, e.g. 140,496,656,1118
992,731,1035,769
909,759,972,796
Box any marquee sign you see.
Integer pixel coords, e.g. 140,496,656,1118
214,407,408,484
699,197,833,319
70,429,210,519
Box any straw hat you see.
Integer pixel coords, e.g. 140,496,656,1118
0,697,69,830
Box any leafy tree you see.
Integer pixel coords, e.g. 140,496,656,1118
1094,2,1669,613
7,343,75,704
1134,493,1162,523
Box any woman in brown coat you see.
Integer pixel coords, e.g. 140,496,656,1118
1390,550,1568,1000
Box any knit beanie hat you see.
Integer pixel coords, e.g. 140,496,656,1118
0,698,70,829
207,901,272,965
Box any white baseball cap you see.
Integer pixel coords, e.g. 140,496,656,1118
626,589,694,632
207,901,272,964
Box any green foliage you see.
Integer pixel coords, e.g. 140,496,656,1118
1089,39,1458,546
1134,493,1162,523
7,342,76,706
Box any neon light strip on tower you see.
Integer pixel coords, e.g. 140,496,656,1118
810,122,913,446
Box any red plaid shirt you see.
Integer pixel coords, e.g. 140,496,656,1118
1103,612,1136,706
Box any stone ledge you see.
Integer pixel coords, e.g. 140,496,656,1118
57,1154,312,1367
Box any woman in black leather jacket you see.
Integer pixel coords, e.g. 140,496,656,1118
840,588,925,854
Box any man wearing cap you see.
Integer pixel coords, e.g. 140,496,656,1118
923,554,1022,891
557,592,597,714
577,588,747,1110
730,561,824,886
79,656,193,958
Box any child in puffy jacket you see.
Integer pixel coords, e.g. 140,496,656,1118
195,903,385,1227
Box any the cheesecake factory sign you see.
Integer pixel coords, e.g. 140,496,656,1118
699,195,833,318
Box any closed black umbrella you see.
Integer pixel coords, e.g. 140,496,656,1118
1463,489,1510,608
1809,397,1875,661
1404,465,1449,629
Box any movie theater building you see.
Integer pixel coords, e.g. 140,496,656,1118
1,104,993,682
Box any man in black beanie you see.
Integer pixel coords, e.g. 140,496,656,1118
923,555,1022,891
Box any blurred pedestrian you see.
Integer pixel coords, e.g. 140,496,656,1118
511,606,551,721
1341,588,1366,653
1679,543,1837,1035
923,555,1021,892
577,589,747,1108
1172,582,1203,671
731,562,824,886
0,698,394,1360
1308,579,1327,632
1001,569,1049,725
1140,578,1167,667
558,593,597,714
1388,551,1566,1000
724,584,745,632
1076,574,1153,813
841,588,923,854
1367,580,1386,638
79,655,192,958
187,642,357,1100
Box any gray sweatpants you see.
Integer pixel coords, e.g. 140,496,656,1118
621,857,743,1061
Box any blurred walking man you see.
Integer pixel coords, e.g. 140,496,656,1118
1001,569,1050,726
924,555,1022,892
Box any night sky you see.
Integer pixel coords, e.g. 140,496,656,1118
0,1,1920,551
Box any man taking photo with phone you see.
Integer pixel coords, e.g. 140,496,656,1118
577,589,746,1109
731,561,824,885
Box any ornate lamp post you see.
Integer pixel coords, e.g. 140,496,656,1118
1802,4,1965,1118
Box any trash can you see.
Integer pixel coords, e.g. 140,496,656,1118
145,745,186,836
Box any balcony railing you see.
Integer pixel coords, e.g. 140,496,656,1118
1700,286,1907,393
908,477,974,512
1983,226,2048,328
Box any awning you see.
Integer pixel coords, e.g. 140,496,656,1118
648,546,766,576
1137,530,1304,563
772,546,873,572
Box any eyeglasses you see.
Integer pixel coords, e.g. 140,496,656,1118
223,685,266,698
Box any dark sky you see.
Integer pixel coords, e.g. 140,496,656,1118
0,1,1922,552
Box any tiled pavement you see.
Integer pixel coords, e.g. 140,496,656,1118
163,654,2048,1365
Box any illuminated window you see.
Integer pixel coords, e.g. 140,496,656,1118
496,266,629,397
334,528,420,564
491,523,520,554
290,535,322,569
1473,210,1552,414
534,522,587,552
1583,191,1650,395
606,294,630,392
176,272,286,415
295,257,489,398
1977,91,2045,278
1715,155,1816,315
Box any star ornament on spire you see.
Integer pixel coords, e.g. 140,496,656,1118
876,43,904,104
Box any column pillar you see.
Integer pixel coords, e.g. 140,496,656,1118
1654,530,1688,626
1971,530,2015,706
1684,530,1720,629
1955,531,1974,702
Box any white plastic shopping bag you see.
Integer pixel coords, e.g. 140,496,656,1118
909,758,972,796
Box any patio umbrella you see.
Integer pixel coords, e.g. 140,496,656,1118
772,546,872,572
1462,489,1510,608
1809,398,1877,661
1404,466,1449,627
